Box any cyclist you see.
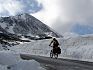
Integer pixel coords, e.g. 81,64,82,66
49,38,59,54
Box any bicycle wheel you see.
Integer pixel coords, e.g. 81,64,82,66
54,53,58,59
50,50,53,58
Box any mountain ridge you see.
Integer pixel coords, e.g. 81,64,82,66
0,13,62,38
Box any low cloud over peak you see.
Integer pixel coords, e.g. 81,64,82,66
33,0,93,35
0,0,43,16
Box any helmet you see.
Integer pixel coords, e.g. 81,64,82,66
52,37,56,40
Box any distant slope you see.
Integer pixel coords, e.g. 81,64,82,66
0,13,62,38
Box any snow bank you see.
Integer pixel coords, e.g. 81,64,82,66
9,60,45,70
10,35,93,62
60,35,93,62
60,45,93,62
10,40,51,56
0,65,7,70
0,51,20,65
0,51,45,70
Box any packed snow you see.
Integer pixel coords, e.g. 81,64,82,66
0,51,45,70
0,51,20,65
8,60,45,70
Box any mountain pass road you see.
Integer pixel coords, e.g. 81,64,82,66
20,54,93,70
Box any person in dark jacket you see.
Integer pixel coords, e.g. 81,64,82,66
49,38,59,54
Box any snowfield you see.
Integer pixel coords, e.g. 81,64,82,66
9,34,93,62
1,34,93,70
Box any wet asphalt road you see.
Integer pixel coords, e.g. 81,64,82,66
20,54,93,70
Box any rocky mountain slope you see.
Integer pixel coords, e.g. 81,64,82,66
0,13,62,38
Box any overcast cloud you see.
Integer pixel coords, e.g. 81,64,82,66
0,0,42,16
0,0,23,16
33,0,93,34
0,0,93,35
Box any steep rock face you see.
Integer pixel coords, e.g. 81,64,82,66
0,13,62,38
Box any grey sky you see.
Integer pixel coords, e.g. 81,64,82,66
32,0,93,34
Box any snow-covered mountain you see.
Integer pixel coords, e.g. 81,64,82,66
0,13,62,38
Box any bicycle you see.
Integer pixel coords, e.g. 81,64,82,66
50,49,58,59
49,45,61,59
